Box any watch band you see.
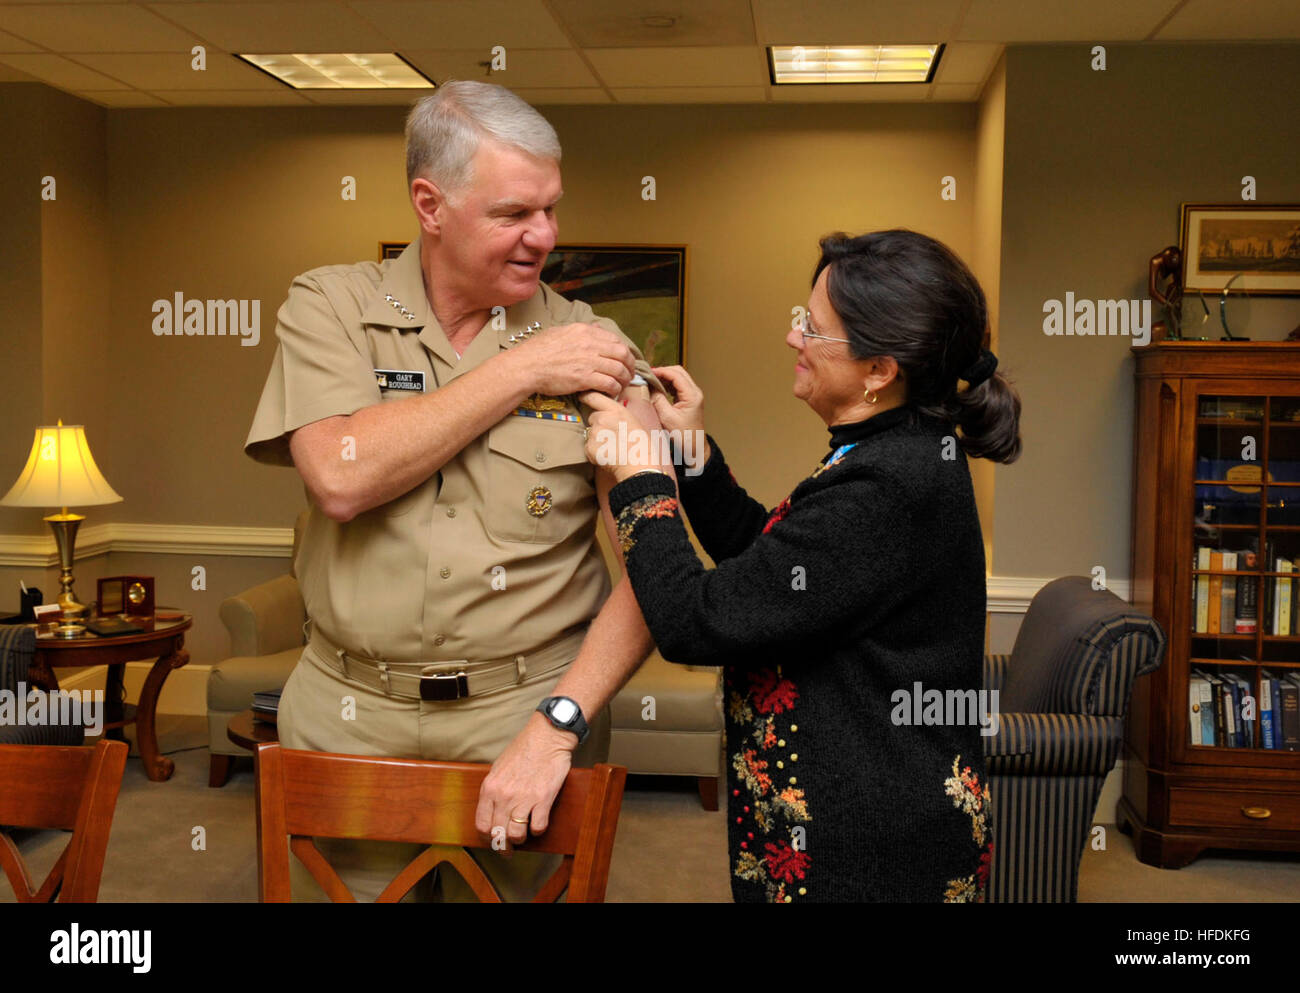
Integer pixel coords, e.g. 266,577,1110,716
536,695,590,745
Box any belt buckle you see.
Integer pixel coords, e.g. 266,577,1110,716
419,666,469,701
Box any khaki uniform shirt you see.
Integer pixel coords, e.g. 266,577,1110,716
245,239,661,663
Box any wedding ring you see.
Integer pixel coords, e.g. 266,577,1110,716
510,815,529,824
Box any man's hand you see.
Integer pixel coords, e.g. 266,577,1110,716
502,322,635,398
475,712,579,848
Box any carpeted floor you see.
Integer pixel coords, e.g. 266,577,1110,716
4,715,1298,903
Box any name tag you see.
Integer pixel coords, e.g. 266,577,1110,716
375,369,425,392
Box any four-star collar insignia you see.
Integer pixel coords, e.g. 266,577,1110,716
384,293,416,322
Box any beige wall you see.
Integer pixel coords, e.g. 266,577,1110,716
970,52,1008,574
994,44,1300,588
0,98,980,658
104,101,977,534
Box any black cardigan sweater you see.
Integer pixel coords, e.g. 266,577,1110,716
607,405,994,903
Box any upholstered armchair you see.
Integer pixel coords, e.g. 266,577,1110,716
983,576,1166,902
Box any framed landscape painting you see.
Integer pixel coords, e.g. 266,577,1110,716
540,244,687,366
1179,203,1300,295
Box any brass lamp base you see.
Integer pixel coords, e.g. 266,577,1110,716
45,511,88,620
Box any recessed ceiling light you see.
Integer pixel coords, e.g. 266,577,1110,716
768,44,942,84
237,53,434,89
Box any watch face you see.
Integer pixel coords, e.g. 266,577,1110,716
550,698,578,723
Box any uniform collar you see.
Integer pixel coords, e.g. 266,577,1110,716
362,238,432,330
363,237,553,367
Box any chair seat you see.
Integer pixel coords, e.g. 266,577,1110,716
607,653,721,734
207,649,303,712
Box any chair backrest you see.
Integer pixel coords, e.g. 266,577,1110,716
0,739,128,902
1001,576,1166,715
255,744,627,903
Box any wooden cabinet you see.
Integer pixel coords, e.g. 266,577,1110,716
1121,342,1300,868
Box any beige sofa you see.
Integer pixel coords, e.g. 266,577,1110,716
207,514,723,807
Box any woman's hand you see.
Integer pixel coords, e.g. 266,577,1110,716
581,391,667,484
650,366,711,472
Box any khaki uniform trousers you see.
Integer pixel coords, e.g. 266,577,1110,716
276,635,611,902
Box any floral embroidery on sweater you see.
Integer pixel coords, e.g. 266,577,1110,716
942,754,994,903
761,443,858,535
615,494,679,555
728,665,811,903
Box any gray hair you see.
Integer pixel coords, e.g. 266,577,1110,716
404,80,562,199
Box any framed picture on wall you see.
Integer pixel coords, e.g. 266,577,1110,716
1179,203,1300,295
379,241,687,365
540,244,687,367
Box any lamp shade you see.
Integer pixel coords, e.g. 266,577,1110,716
0,422,122,509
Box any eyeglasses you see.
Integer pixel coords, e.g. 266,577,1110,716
800,311,852,346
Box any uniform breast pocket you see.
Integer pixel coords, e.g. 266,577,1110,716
486,417,595,543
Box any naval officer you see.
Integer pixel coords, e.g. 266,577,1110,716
244,79,666,900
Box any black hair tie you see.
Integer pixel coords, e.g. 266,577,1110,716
961,349,997,388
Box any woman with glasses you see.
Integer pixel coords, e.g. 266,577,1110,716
582,229,1021,903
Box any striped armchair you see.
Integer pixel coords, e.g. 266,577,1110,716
983,576,1165,902
0,625,84,746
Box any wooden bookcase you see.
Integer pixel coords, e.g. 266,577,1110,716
1121,342,1300,868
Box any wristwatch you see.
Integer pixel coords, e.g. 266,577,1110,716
536,696,590,744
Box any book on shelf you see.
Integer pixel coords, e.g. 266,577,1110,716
1195,546,1211,633
1260,672,1279,749
1274,556,1293,636
1208,551,1224,634
1188,676,1205,746
1193,545,1257,634
1220,551,1238,634
1237,550,1259,634
1278,675,1300,751
1223,673,1255,747
1190,669,1218,746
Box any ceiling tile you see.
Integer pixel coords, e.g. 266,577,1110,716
612,85,766,103
147,87,310,104
0,29,42,53
548,0,755,47
404,49,598,87
770,82,931,102
348,0,572,49
956,0,1177,41
1156,0,1300,39
298,88,428,104
934,42,1000,84
510,87,612,104
754,0,962,44
0,53,130,88
586,46,766,87
930,82,980,101
147,2,391,52
72,51,286,88
0,62,35,81
0,2,200,52
77,89,170,106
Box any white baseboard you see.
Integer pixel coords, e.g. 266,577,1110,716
56,662,211,718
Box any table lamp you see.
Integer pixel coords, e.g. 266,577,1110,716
0,421,122,622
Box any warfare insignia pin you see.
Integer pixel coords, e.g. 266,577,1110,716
519,393,569,412
526,485,553,518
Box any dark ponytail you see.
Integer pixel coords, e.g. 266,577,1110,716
814,229,1022,464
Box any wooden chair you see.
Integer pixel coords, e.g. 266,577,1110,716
0,739,128,902
255,743,627,902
